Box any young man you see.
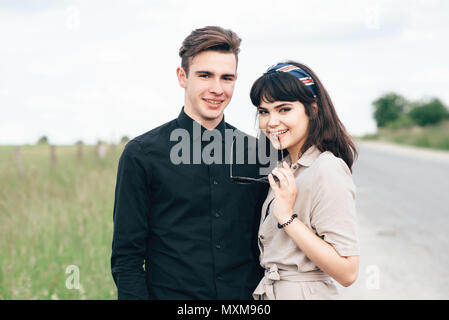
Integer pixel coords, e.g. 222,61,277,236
111,26,269,299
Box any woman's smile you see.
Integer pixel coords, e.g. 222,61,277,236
258,100,310,158
268,129,289,141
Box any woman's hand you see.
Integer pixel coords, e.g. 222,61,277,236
268,161,298,224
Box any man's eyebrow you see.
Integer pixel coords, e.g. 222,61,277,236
195,71,213,75
194,71,236,77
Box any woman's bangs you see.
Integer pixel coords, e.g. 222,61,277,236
251,73,300,106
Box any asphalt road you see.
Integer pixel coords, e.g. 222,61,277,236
337,141,449,299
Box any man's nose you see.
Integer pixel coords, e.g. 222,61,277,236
209,79,224,95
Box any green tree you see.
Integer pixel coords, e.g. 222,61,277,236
37,136,49,145
120,136,130,143
373,93,407,128
408,98,449,126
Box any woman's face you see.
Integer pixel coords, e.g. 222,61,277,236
257,100,310,157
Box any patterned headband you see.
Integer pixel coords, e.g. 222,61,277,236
265,62,317,96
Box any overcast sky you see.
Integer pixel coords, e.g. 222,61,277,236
1,0,448,145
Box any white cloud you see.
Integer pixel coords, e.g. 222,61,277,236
96,48,130,64
1,0,449,144
0,88,9,96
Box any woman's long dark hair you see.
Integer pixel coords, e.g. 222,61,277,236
250,60,357,171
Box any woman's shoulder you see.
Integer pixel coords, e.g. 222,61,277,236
306,149,356,199
311,150,352,179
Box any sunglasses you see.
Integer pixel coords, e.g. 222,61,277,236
230,134,283,184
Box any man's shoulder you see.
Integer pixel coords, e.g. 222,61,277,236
126,118,178,155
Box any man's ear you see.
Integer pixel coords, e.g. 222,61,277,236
176,67,187,88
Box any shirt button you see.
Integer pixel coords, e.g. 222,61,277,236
214,211,221,218
259,235,264,240
213,180,218,185
215,244,221,249
217,276,223,281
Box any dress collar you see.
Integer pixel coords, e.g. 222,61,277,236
290,145,322,170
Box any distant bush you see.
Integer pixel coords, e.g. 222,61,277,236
373,93,408,128
37,136,49,145
120,136,130,143
408,98,449,126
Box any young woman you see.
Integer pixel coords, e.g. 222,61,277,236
250,61,360,300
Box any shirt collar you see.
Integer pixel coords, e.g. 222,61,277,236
176,106,227,141
291,145,322,170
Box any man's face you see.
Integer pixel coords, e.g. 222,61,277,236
177,50,237,127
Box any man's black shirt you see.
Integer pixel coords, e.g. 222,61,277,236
111,107,269,299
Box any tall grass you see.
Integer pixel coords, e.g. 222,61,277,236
360,120,449,151
0,143,123,299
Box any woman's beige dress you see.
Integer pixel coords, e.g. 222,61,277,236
253,145,360,300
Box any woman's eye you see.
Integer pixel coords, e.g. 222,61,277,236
280,108,291,113
257,109,267,114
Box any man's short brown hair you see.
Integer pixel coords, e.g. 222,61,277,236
179,26,241,76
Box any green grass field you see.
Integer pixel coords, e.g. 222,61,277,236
0,143,124,299
360,120,449,151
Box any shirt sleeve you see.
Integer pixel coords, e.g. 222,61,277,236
111,140,151,299
310,156,360,257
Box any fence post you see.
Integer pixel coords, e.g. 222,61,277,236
96,142,106,161
77,142,83,163
50,145,57,169
16,147,23,177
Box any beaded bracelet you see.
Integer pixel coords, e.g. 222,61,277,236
277,214,298,229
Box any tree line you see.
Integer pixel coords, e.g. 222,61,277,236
373,93,449,129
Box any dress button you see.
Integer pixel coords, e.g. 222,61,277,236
259,235,264,240
215,244,221,249
213,180,218,185
215,211,221,218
